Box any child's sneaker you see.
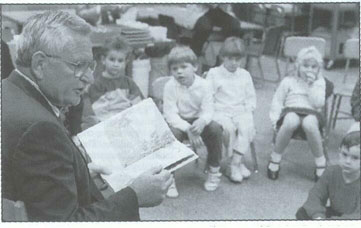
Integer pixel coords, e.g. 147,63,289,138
166,176,179,198
225,164,243,183
204,166,222,191
240,164,251,179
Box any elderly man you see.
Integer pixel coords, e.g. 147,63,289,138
2,11,172,221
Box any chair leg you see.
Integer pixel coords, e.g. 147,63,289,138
343,59,350,83
257,57,265,81
275,57,282,83
250,142,258,173
332,95,343,129
329,94,337,130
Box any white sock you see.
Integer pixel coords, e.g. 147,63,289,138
269,152,282,171
209,166,220,173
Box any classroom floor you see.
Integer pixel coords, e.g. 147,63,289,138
140,56,359,220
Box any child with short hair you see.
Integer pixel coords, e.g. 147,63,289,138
268,46,327,181
163,45,223,195
87,36,143,121
296,125,360,220
206,37,256,183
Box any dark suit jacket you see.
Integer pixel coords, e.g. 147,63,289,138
2,70,140,221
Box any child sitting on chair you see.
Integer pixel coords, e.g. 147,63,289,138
163,46,223,196
268,46,327,181
87,35,143,121
206,37,256,183
296,124,360,220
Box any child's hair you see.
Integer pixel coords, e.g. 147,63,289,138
102,35,132,57
167,45,198,69
219,37,246,58
296,46,323,67
340,131,360,150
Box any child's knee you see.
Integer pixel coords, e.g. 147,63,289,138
206,121,223,138
302,115,319,133
282,113,301,131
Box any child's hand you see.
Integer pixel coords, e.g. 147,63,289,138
189,119,206,135
186,129,204,148
304,72,317,85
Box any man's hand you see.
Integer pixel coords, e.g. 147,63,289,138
189,118,206,135
186,129,204,148
88,163,112,178
130,165,172,208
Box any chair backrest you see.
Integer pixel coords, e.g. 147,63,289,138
261,25,285,56
2,199,28,221
283,36,326,58
151,76,172,112
344,38,359,59
324,77,334,100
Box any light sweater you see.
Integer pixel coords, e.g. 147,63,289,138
303,165,360,219
269,75,326,126
206,65,256,116
163,75,214,132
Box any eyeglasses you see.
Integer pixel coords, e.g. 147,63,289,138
43,52,96,78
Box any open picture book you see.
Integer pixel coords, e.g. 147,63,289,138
77,98,198,192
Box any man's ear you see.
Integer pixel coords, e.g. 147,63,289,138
31,51,46,80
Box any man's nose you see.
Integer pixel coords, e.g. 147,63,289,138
80,69,95,85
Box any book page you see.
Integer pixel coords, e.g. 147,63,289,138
77,98,198,191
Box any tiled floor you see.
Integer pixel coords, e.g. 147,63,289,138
140,56,359,220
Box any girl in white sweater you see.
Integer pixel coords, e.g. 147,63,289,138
268,46,326,181
207,37,256,183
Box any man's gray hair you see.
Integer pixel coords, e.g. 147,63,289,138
16,10,92,67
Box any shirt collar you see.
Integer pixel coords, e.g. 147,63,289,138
15,69,61,118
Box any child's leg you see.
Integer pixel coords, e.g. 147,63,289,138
213,114,236,158
270,112,301,172
274,112,302,154
233,113,255,177
301,115,326,177
200,121,223,168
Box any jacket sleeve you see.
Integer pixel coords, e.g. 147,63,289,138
350,79,360,121
163,81,191,132
302,167,331,219
198,81,214,125
13,121,139,221
245,72,257,112
308,77,326,109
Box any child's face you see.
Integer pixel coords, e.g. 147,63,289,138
339,145,360,175
223,56,242,73
103,50,127,78
298,58,320,84
170,62,197,87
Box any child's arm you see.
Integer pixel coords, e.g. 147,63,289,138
205,69,218,98
126,77,144,106
245,72,256,112
308,77,326,109
87,78,107,104
269,78,288,129
302,167,331,219
198,81,214,127
163,81,191,132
